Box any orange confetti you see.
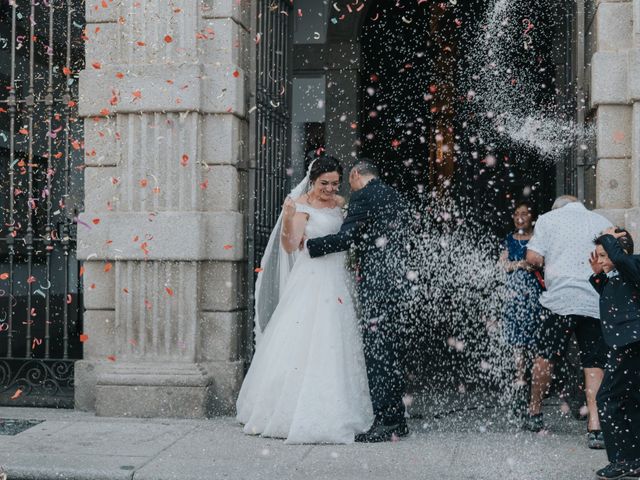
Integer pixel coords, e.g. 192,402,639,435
101,0,108,7
136,41,146,46
27,276,36,284
338,297,343,304
115,72,125,79
122,288,129,294
91,62,102,69
232,70,240,78
223,244,233,250
165,287,174,296
106,355,116,362
19,128,28,135
62,66,72,76
132,90,142,101
92,218,100,225
180,154,189,166
99,108,110,116
139,178,148,188
79,334,89,343
104,262,113,272
0,273,9,280
254,267,263,273
79,266,85,277
613,131,625,142
10,389,22,400
164,35,173,43
66,294,72,304
199,179,209,190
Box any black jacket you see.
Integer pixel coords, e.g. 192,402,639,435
589,234,640,348
306,178,408,308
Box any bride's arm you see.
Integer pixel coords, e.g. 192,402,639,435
281,197,308,253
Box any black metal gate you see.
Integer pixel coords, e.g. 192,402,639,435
245,0,293,360
0,0,84,407
250,0,293,263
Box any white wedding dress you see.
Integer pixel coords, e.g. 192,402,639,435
236,202,374,444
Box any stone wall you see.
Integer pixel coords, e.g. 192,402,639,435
75,0,250,417
589,0,640,238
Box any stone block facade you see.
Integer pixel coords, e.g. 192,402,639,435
76,0,250,417
591,0,640,241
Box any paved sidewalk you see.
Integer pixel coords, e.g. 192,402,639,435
0,405,606,480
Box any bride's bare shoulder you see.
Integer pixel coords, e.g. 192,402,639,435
335,195,346,208
293,195,310,206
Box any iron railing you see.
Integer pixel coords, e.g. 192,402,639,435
245,0,293,363
0,0,84,407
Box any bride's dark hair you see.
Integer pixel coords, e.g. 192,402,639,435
309,154,343,183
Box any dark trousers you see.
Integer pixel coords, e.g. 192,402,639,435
596,342,640,463
361,313,406,426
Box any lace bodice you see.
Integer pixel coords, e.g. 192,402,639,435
295,203,344,239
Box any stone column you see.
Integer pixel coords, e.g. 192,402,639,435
75,0,250,417
590,0,634,230
628,0,640,240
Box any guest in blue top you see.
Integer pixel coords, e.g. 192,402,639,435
499,201,544,414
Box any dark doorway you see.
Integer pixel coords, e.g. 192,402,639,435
359,0,563,237
358,0,574,405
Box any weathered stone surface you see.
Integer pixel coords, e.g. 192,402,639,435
204,165,240,211
79,67,245,117
85,0,122,23
199,311,244,362
632,103,640,206
201,18,250,71
591,51,629,106
77,211,245,261
595,208,629,228
83,261,116,311
84,117,120,167
597,105,633,158
596,158,632,208
78,0,248,419
83,310,117,361
595,3,633,51
200,261,246,312
95,363,216,418
201,114,248,166
201,0,251,28
84,166,118,213
74,360,107,412
626,48,640,99
624,207,640,250
203,360,244,415
85,22,122,66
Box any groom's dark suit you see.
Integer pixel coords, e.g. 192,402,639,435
307,178,409,426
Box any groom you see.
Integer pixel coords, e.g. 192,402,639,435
306,158,411,442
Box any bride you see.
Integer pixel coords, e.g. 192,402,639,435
236,155,374,444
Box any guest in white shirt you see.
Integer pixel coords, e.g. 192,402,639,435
524,195,612,449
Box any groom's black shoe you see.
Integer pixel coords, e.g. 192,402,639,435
355,420,409,443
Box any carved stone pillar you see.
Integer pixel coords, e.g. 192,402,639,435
75,0,250,417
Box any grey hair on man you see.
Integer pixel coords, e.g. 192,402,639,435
551,194,579,210
351,158,379,178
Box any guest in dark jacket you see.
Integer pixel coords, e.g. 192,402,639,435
589,227,640,480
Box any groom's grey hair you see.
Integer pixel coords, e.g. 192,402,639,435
351,158,379,177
